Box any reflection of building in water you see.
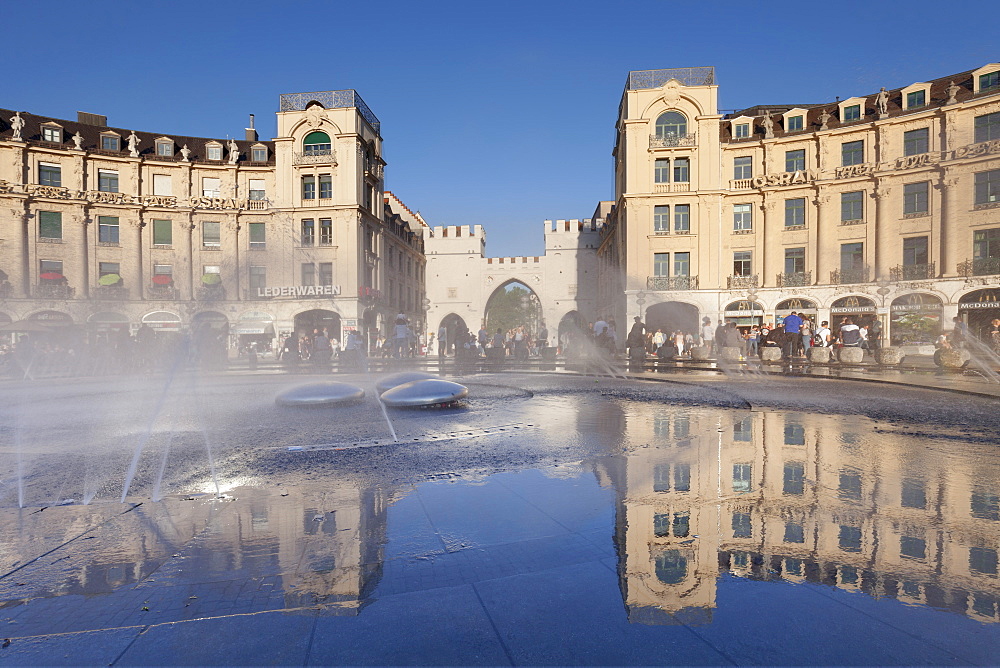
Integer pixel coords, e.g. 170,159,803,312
0,482,387,614
604,405,1000,625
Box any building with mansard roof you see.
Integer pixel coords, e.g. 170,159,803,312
0,91,426,351
598,63,1000,345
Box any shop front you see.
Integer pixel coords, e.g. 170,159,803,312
86,311,130,347
723,301,764,329
233,310,276,354
958,288,1000,346
774,298,818,328
830,296,877,340
890,293,943,345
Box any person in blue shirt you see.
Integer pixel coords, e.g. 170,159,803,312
782,311,803,358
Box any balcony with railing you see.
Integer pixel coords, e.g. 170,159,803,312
148,285,179,300
654,183,691,193
958,257,1000,277
647,275,699,291
197,286,226,301
730,179,754,190
776,272,811,288
34,284,75,299
292,149,337,165
830,267,870,284
890,263,936,281
728,274,759,290
649,133,697,148
93,286,129,300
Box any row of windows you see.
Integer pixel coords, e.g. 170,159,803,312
654,157,690,184
302,174,333,200
33,164,269,199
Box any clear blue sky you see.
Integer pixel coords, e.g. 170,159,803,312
2,0,995,257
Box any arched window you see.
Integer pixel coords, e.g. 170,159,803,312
303,131,331,156
655,111,687,138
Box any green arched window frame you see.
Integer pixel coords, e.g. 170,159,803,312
303,131,332,155
655,111,687,138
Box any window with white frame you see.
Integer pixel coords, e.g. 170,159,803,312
733,251,752,276
152,219,172,245
301,219,315,245
302,175,316,199
100,133,120,151
653,205,670,232
98,169,118,192
674,204,690,233
38,162,61,187
975,112,1000,143
734,156,752,179
249,265,266,293
906,90,926,109
98,216,119,244
206,143,223,160
155,139,173,157
202,221,221,247
734,123,749,138
654,159,670,183
153,264,173,282
841,191,864,222
653,252,669,276
38,211,62,239
319,218,333,245
786,115,804,132
842,141,864,166
903,128,929,156
251,145,268,162
975,170,1000,205
673,158,690,182
673,252,690,277
843,104,861,121
319,174,332,199
654,111,687,139
785,149,805,172
903,182,929,215
977,69,1000,93
152,174,172,196
248,222,265,249
785,198,806,228
248,179,266,200
202,177,221,197
41,125,61,143
733,204,752,231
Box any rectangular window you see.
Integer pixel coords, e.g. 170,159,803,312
248,222,265,249
903,181,930,215
734,417,752,441
785,198,806,227
653,205,670,232
732,512,752,539
251,147,268,162
903,128,929,156
203,264,220,276
783,462,805,496
733,463,752,492
248,179,266,200
673,252,690,277
900,536,926,560
207,145,222,161
973,228,1000,263
653,464,670,492
785,149,805,172
674,464,691,492
843,104,861,121
733,203,752,231
654,158,670,183
981,71,1000,92
653,252,669,277
976,112,1000,143
152,219,172,246
301,263,315,286
101,135,119,151
906,90,926,108
319,174,332,199
149,174,171,196
654,514,670,538
841,243,864,273
673,158,690,183
784,522,805,543
38,162,61,187
302,175,316,199
674,204,690,232
98,261,120,278
903,237,929,267
841,191,864,222
901,478,927,508
839,470,863,500
301,219,315,246
784,422,806,445
319,262,333,286
98,170,118,193
975,170,1000,205
202,221,221,247
734,156,752,179
153,264,172,279
971,486,1000,520
155,141,173,157
970,547,999,575
38,210,62,239
201,177,221,197
40,259,63,277
839,525,862,552
842,140,864,166
733,251,752,276
42,126,61,143
319,218,333,245
98,215,119,244
787,115,803,131
672,512,690,538
785,247,806,274
735,123,749,138
249,265,266,294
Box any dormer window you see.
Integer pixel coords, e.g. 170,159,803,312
155,138,174,157
787,116,803,132
41,124,62,143
973,64,1000,94
838,97,867,124
781,108,809,134
206,142,223,160
100,133,120,151
251,144,268,162
843,105,861,121
735,123,749,138
906,90,926,109
303,131,332,156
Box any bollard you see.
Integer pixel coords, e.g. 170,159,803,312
838,347,865,364
874,347,901,366
807,346,831,363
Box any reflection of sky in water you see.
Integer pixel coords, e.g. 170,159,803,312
0,396,997,657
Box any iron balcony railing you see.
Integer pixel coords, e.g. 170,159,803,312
890,263,936,281
34,284,75,299
627,67,715,90
727,274,759,290
293,150,337,165
649,133,697,148
647,275,699,291
958,257,1000,277
147,285,179,300
278,90,380,133
93,286,129,300
776,271,811,288
831,267,870,284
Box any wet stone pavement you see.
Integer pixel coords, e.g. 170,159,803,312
0,371,999,665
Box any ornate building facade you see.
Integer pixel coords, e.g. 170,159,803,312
0,91,426,349
598,63,1000,344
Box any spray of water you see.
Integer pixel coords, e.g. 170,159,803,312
958,336,1000,384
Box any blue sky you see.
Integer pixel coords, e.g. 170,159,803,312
2,0,995,257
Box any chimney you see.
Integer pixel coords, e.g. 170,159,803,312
245,114,258,142
77,111,108,127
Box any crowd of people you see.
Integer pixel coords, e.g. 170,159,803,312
433,322,552,361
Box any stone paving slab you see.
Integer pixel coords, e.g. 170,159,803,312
0,627,142,666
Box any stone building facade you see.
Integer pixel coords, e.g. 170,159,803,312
598,63,1000,345
0,91,425,350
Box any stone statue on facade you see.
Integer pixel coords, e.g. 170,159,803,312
761,110,774,139
228,138,239,165
127,131,140,157
72,131,84,150
946,81,961,105
875,87,889,118
180,144,191,162
8,112,25,141
819,108,831,131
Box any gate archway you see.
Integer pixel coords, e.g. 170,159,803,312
294,309,342,343
484,280,541,338
437,313,468,355
645,302,699,337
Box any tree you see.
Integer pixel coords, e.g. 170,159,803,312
485,284,539,335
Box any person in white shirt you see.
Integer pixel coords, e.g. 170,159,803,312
816,321,832,347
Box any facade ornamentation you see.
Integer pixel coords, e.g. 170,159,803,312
228,138,239,165
946,81,961,105
818,108,831,131
72,131,83,150
127,131,140,157
8,112,24,141
875,87,889,118
180,144,191,162
761,110,774,139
